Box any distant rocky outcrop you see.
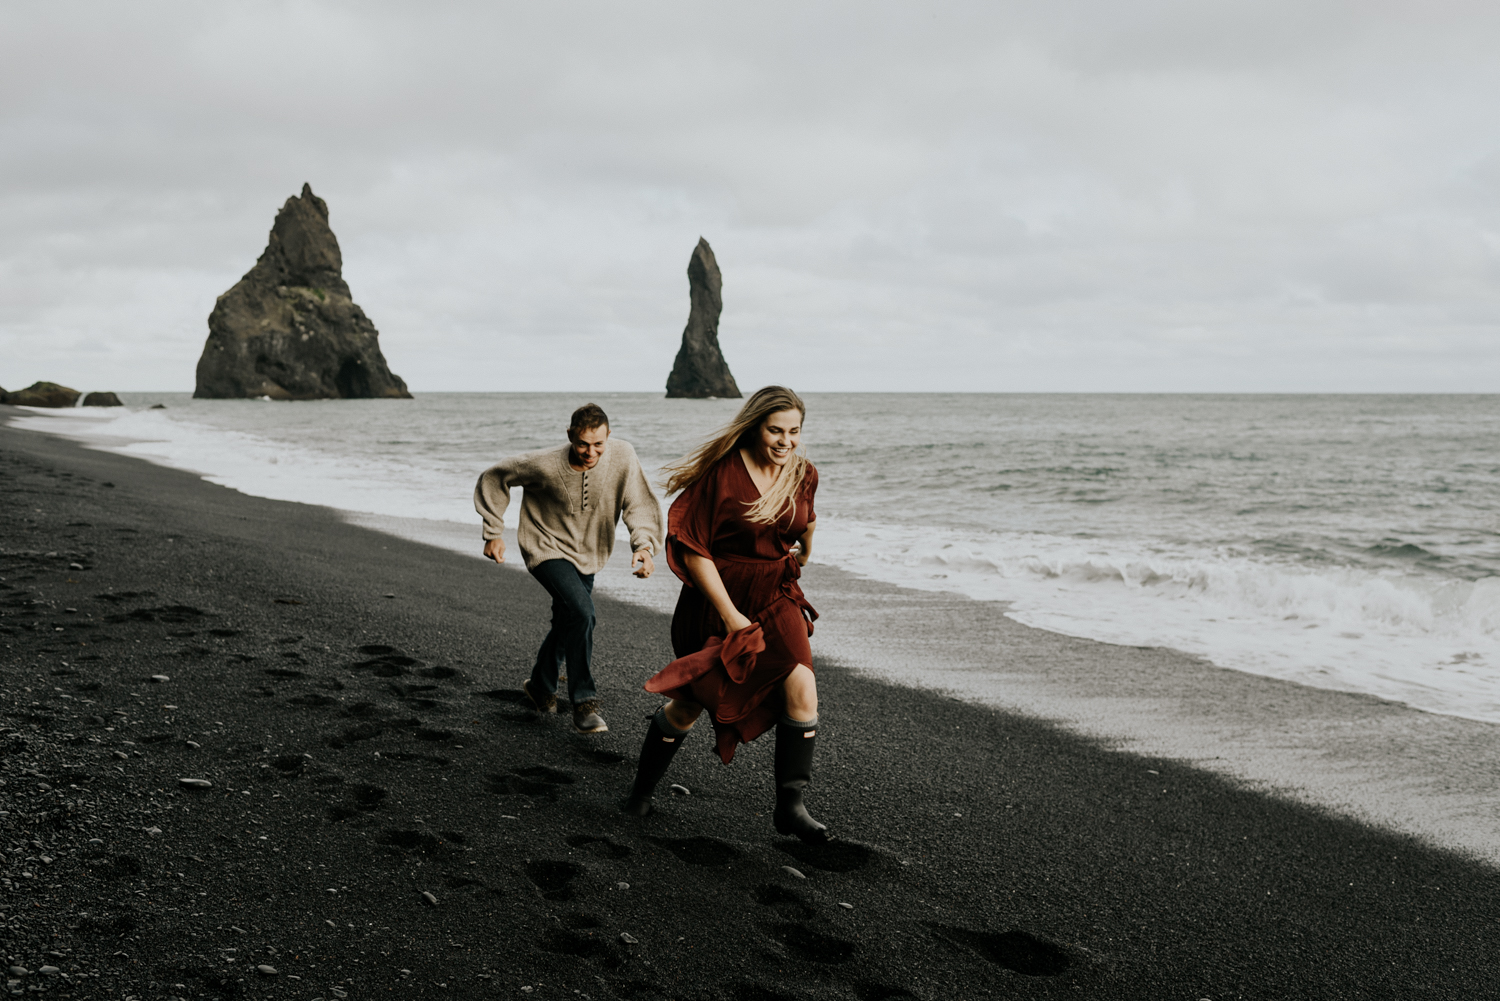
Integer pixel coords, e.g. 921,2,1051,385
83,392,123,407
194,183,411,401
2,382,81,407
665,238,740,399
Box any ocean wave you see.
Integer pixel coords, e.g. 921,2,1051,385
17,397,1500,723
812,518,1500,722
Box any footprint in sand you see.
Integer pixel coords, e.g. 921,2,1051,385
647,835,740,867
924,924,1072,977
485,766,577,796
854,985,920,1000
91,854,143,880
270,755,306,775
768,922,857,964
752,884,815,919
777,841,878,874
525,859,586,901
574,747,626,765
327,783,388,821
377,750,452,767
565,834,632,859
376,829,460,852
287,693,339,708
731,983,807,1001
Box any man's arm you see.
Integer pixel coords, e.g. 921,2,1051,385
474,457,535,564
617,444,664,579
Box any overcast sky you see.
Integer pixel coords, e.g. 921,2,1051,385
3,1,1500,393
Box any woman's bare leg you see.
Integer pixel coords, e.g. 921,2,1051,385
781,664,818,720
663,698,704,731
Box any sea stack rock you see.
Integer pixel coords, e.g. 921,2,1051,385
665,238,740,399
83,392,123,407
3,382,81,407
194,184,411,400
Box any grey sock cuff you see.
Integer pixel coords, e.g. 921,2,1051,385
653,707,692,738
778,714,818,730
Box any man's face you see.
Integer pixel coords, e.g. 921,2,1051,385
569,424,609,469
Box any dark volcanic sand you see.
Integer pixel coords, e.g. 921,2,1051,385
2,414,1498,1001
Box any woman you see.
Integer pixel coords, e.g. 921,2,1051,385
621,386,830,843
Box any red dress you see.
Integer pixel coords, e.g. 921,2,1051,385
644,454,819,764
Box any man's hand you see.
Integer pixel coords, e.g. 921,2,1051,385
483,538,506,564
631,549,655,579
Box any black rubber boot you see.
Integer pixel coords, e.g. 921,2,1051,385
773,716,831,844
621,710,688,817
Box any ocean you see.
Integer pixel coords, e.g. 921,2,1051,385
14,392,1500,723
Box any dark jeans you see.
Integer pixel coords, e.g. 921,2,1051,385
528,559,597,706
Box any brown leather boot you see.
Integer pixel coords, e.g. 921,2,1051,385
572,700,608,734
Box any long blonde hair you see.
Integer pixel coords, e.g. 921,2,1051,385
663,386,809,525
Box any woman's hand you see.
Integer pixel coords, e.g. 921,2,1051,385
794,520,816,567
683,552,753,634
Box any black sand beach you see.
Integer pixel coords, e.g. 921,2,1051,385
3,415,1499,1000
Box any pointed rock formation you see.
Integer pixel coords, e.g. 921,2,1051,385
194,184,411,400
2,382,81,407
665,238,740,399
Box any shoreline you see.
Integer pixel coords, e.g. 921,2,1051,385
4,411,1500,998
13,393,1500,730
355,499,1500,868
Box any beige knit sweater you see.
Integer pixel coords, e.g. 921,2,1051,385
473,438,663,574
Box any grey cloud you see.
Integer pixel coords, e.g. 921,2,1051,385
2,1,1499,393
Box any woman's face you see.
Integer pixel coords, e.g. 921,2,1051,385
754,409,803,467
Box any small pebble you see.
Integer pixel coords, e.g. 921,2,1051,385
616,881,630,890
111,751,128,760
185,740,201,750
256,964,277,975
69,563,84,570
619,932,638,945
163,704,178,710
838,902,854,910
325,919,337,928
7,967,27,977
145,826,163,836
38,967,59,976
421,891,439,906
150,675,170,683
780,866,805,880
231,926,247,934
179,778,212,790
669,783,691,796
384,593,396,598
88,838,103,846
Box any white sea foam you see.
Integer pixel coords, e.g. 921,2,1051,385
811,518,1500,721
15,394,1500,723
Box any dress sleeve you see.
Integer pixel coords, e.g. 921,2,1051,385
665,466,719,585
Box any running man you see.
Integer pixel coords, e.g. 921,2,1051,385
474,403,663,733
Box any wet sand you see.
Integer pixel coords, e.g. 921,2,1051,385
4,412,1499,1000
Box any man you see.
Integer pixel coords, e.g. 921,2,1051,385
474,403,662,733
